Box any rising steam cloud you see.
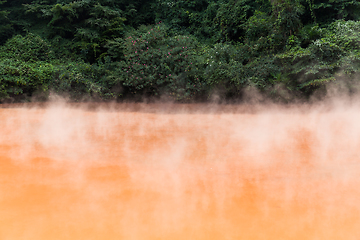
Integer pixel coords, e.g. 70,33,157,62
1,97,360,240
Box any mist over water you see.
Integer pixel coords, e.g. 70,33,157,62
1,101,360,239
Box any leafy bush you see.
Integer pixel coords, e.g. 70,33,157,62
0,58,120,102
115,23,205,100
0,59,52,101
325,20,360,51
0,33,119,102
274,20,360,96
0,33,54,62
201,43,245,98
298,24,322,48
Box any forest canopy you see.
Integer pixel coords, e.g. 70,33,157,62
1,0,360,103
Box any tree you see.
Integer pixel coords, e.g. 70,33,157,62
271,0,305,39
24,0,126,63
311,0,360,24
0,0,13,44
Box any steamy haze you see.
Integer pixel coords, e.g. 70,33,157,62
1,98,360,240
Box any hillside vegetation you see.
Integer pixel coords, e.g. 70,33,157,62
1,0,360,103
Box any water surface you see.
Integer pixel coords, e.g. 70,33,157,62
1,102,360,239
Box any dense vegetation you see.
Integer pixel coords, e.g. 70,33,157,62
1,0,360,103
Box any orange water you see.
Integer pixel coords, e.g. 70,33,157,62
1,102,360,239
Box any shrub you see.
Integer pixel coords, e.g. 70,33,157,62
202,43,245,98
49,61,104,100
117,23,205,100
274,20,360,96
0,33,54,62
0,33,117,102
0,59,53,101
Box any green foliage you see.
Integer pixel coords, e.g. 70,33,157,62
155,0,208,28
115,23,205,100
120,0,156,28
272,0,305,37
0,57,115,102
243,10,273,41
49,61,110,100
325,20,360,51
298,24,321,47
24,0,126,63
215,0,271,41
312,0,360,23
154,0,271,43
275,19,360,96
0,0,13,44
2,0,360,103
0,33,119,102
0,33,54,101
242,55,283,92
241,0,305,52
187,1,222,42
202,44,246,98
0,34,54,62
241,10,277,53
154,0,212,40
0,59,52,101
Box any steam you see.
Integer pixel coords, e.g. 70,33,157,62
1,99,360,239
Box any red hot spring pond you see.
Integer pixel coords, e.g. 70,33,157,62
1,102,360,240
